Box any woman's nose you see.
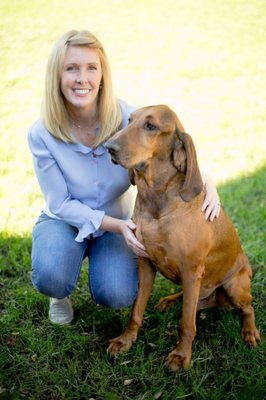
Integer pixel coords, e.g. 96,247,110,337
76,72,88,84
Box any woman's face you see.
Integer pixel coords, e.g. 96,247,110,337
60,45,102,114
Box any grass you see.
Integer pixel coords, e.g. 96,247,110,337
0,0,266,399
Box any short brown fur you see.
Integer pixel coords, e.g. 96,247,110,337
106,105,260,370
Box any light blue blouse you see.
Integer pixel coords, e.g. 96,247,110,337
28,100,136,242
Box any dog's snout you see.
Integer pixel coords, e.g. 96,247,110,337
105,140,119,152
105,140,120,163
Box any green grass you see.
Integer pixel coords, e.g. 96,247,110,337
0,0,265,399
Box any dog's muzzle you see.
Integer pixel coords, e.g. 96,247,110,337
105,140,119,164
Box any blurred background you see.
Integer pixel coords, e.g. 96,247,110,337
1,0,266,235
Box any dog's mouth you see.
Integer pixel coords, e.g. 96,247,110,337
107,148,119,165
105,140,120,164
106,140,147,170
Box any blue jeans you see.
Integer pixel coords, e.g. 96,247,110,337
31,212,138,309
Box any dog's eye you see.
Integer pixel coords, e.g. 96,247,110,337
144,121,158,131
128,118,132,125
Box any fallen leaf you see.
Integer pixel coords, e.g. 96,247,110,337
165,330,175,336
31,354,38,362
120,360,131,365
123,379,134,386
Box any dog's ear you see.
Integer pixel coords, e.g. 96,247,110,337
173,138,187,173
129,168,135,185
174,131,203,202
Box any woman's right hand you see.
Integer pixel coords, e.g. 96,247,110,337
120,219,149,258
100,216,149,258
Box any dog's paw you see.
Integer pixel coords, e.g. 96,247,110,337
155,292,183,312
165,349,191,371
241,326,261,347
155,297,176,312
107,333,136,356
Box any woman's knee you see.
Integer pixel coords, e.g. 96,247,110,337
31,214,86,298
91,281,138,309
31,261,74,299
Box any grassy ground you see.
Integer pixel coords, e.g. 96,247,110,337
0,0,265,399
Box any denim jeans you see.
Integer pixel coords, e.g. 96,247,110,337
31,212,138,309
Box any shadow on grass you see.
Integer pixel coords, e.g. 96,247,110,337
0,165,265,400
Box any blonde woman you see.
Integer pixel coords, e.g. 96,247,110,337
28,30,220,325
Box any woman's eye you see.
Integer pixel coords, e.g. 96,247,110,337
66,65,77,71
144,121,157,131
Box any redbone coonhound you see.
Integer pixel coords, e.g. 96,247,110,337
105,105,260,371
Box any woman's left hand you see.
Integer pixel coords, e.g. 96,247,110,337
201,175,221,221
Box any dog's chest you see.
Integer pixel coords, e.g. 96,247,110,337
137,218,182,283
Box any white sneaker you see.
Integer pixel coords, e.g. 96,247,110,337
49,297,74,325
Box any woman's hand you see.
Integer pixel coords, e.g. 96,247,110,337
120,219,149,258
100,216,149,258
201,175,221,221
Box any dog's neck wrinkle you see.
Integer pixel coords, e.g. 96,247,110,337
139,158,181,190
134,161,185,218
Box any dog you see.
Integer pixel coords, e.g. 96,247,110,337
105,105,260,371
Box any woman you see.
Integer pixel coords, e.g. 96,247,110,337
28,30,221,325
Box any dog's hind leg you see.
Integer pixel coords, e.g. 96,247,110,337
223,263,260,346
155,291,183,312
197,286,235,310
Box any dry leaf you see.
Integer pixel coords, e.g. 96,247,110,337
120,360,131,365
123,379,134,386
31,354,38,362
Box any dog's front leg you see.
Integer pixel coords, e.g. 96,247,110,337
107,257,156,356
165,265,204,371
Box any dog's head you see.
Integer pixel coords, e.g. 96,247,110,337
106,105,203,201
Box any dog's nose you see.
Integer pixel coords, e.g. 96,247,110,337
105,140,119,163
105,140,119,155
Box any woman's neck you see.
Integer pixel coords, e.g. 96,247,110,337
68,105,99,130
67,105,99,147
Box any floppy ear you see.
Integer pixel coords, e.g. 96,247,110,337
173,138,187,173
175,132,203,202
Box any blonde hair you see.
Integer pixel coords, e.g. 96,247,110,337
41,30,122,147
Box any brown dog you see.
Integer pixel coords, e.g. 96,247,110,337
105,105,260,371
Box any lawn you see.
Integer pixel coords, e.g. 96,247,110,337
0,0,265,399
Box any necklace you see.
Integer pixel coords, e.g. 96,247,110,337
70,118,98,136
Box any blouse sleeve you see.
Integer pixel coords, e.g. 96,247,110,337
28,127,105,242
